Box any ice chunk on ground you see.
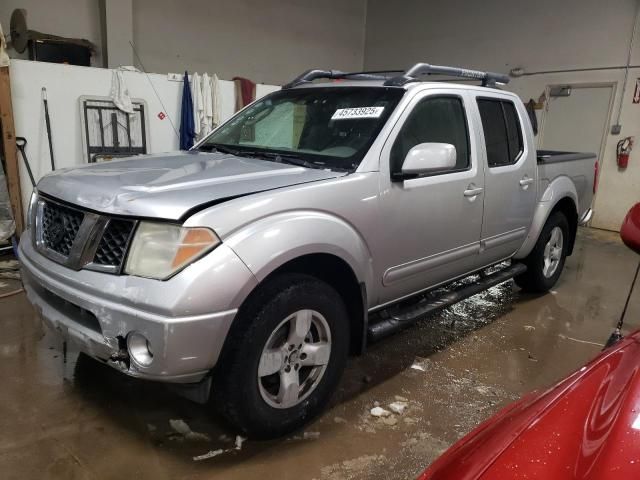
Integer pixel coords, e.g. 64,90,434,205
169,419,211,441
235,435,247,450
370,406,391,417
193,449,225,461
169,419,191,435
389,401,407,414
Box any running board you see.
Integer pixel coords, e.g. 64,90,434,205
367,263,527,343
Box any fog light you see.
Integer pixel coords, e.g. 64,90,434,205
127,332,154,367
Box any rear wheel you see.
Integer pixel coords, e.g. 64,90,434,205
213,273,350,439
515,211,569,292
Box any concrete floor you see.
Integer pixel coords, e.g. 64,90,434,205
1,228,639,480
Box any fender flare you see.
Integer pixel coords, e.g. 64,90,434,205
223,210,374,294
514,176,578,260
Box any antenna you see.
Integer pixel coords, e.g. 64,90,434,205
604,260,640,349
128,41,179,139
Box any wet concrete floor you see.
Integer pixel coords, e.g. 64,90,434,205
1,227,639,479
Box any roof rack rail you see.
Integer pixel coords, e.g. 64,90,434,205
282,69,397,89
282,64,510,89
383,63,510,87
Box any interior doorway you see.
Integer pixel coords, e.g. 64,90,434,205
538,83,614,156
537,83,616,230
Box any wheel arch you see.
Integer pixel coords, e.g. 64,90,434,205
515,177,579,259
220,252,368,364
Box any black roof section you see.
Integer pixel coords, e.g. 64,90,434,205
283,63,510,89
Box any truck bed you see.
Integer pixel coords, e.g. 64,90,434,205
536,150,596,164
536,150,596,220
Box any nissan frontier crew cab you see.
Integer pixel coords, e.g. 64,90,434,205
20,63,596,438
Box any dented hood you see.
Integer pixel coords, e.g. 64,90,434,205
37,151,344,220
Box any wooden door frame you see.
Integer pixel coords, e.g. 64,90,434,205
0,66,23,235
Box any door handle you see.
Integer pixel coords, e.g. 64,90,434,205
519,176,534,187
463,186,484,197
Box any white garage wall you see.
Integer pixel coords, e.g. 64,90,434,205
131,0,366,85
9,59,279,217
364,0,639,72
364,0,640,231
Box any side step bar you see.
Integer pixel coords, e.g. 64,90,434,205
367,263,527,343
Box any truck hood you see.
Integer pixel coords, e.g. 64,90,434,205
36,151,345,220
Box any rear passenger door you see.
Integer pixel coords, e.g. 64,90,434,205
475,96,536,264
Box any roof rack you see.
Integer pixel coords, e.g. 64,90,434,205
282,69,399,89
282,63,510,89
383,63,510,87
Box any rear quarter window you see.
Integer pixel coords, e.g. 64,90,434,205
477,99,523,167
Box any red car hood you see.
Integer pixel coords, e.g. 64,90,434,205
420,331,640,480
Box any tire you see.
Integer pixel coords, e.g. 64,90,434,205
515,211,570,293
213,273,350,439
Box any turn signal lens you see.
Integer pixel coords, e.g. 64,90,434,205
125,222,220,280
172,228,219,269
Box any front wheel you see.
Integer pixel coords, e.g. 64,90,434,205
213,273,350,439
515,211,569,293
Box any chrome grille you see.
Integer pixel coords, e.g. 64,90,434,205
35,196,137,274
41,200,84,257
92,219,135,268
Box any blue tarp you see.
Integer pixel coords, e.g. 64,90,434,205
180,71,195,150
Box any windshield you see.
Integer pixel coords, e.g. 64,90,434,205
199,86,404,171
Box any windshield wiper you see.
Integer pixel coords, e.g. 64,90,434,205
249,151,343,171
198,143,242,156
200,144,346,171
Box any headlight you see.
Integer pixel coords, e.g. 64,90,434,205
27,189,38,229
124,222,220,280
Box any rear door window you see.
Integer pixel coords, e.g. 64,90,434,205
477,99,523,167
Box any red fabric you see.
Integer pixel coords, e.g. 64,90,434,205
232,77,256,111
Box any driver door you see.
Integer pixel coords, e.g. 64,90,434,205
376,90,485,305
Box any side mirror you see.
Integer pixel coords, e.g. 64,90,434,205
400,143,457,177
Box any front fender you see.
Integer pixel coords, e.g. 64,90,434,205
514,176,578,260
223,210,374,292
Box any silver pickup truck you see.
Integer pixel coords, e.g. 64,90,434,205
19,63,596,438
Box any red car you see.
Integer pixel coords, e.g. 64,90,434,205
419,203,640,480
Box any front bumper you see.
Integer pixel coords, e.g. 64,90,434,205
19,232,258,383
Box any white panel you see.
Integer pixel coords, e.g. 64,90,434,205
9,60,279,218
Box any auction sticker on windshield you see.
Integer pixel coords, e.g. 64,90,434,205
331,107,384,120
